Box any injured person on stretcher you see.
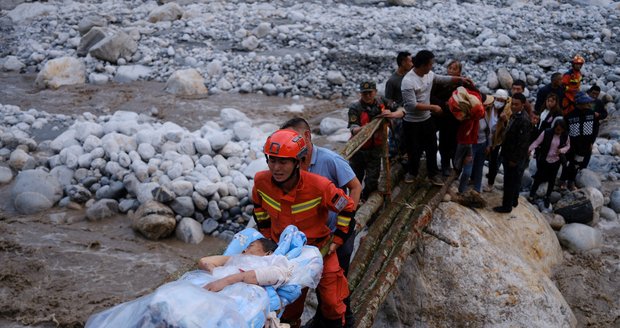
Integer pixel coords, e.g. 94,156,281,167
86,225,323,328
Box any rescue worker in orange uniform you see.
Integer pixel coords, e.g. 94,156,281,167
253,129,356,328
561,55,585,115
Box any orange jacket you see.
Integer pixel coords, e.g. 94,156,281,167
562,69,582,101
252,170,355,247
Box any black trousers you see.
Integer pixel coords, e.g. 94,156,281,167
502,159,526,208
437,115,459,170
403,118,439,177
531,159,561,197
560,150,591,183
487,145,502,186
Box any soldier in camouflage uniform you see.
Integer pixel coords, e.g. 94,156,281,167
347,81,403,199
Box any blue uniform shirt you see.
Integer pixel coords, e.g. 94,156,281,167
307,146,356,231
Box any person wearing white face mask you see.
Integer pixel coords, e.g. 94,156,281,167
484,89,512,192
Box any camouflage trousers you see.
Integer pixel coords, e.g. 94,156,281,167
350,147,382,199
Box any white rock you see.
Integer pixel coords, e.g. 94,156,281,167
242,158,268,178
83,135,102,152
496,34,512,47
148,2,184,23
73,121,104,142
487,71,499,89
7,3,57,23
14,192,53,214
114,65,151,83
557,223,602,252
138,143,156,161
3,56,25,71
220,141,243,157
34,57,86,89
207,130,233,151
232,121,253,141
320,117,348,135
164,68,208,96
89,73,109,85
497,68,513,90
201,59,221,77
575,169,602,189
220,108,251,128
170,180,194,197
12,169,63,206
194,138,213,155
194,180,218,197
327,71,346,85
136,182,159,203
241,36,259,51
254,22,272,38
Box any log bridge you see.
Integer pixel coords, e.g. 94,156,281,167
341,118,456,328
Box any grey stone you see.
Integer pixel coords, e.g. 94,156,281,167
86,199,119,221
241,35,259,51
603,50,617,65
557,223,602,252
89,30,138,64
170,180,194,197
170,196,195,217
487,71,499,89
66,185,92,203
0,166,13,184
148,2,183,23
202,218,219,234
9,148,35,171
175,217,204,244
12,169,63,208
165,69,207,96
194,180,218,197
575,169,601,189
131,200,176,240
78,27,109,57
95,181,126,199
192,191,208,211
208,200,222,220
77,15,107,35
152,185,175,203
609,188,620,213
119,198,140,213
320,117,348,135
497,68,513,90
326,71,345,85
599,206,617,221
14,192,53,214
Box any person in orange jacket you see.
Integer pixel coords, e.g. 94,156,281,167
253,129,356,328
561,55,585,115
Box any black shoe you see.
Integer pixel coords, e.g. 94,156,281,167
512,199,518,208
543,197,550,208
493,206,512,213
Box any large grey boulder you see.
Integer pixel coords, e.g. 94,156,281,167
77,15,107,35
12,169,63,214
131,200,176,240
86,199,119,221
557,223,602,252
89,30,138,63
175,217,204,244
170,196,195,217
320,117,348,135
34,57,86,89
376,201,575,327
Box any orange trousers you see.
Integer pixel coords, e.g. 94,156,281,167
281,252,349,324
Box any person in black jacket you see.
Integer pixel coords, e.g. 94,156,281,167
494,93,532,213
587,85,608,138
534,72,564,113
559,92,597,191
528,118,570,208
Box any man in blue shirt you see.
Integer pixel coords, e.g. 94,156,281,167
281,117,361,328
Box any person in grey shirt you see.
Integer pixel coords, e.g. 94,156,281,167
385,51,413,159
401,50,471,185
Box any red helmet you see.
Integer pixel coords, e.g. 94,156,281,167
263,129,308,160
572,55,585,64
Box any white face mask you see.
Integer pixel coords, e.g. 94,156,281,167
494,101,505,109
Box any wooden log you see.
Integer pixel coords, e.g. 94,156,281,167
340,117,384,160
352,175,456,328
350,187,429,308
